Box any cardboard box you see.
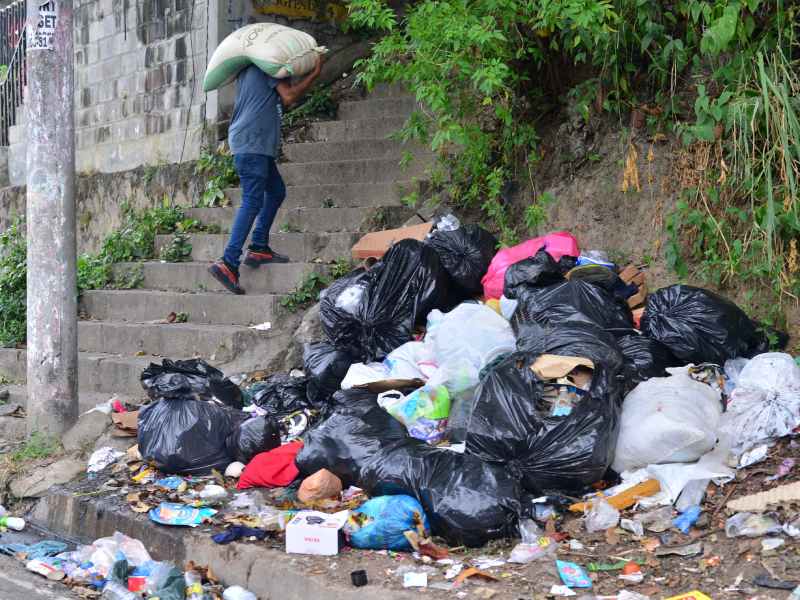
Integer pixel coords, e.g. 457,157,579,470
286,510,349,556
351,222,433,260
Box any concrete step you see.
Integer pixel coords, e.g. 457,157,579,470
369,82,411,99
155,232,360,262
214,181,416,211
309,116,407,143
337,96,417,121
0,349,152,395
80,289,279,326
280,156,428,186
282,138,426,163
0,384,134,412
112,261,328,294
78,320,278,363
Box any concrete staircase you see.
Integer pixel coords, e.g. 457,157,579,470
0,86,427,435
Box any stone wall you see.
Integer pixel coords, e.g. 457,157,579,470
0,161,206,254
7,0,225,185
5,0,360,186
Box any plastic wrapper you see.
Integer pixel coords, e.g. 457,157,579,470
320,240,454,362
304,341,354,405
482,232,578,299
612,368,723,473
347,495,430,551
725,512,781,538
427,223,497,298
378,387,451,444
141,358,243,408
641,284,777,364
225,416,281,464
465,351,621,494
296,389,521,547
584,498,620,533
298,469,343,503
138,396,246,474
720,352,800,455
617,333,681,390
384,341,438,381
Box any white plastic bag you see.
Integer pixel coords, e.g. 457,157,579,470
720,353,800,455
584,499,620,533
383,341,438,380
425,304,516,371
612,368,722,473
340,362,389,389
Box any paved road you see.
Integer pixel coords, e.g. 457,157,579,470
0,553,77,599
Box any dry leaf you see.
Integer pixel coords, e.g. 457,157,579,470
605,527,620,546
453,568,499,588
641,537,661,553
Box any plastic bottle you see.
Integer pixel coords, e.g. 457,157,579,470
185,571,205,600
0,516,25,530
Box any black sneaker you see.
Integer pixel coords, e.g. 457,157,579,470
243,246,290,268
208,260,244,295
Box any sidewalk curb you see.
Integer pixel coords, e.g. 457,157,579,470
31,490,424,600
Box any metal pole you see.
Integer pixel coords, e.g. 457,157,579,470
25,0,77,436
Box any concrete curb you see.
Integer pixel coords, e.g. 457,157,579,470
31,490,426,600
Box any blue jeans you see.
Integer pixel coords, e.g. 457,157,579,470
223,154,286,270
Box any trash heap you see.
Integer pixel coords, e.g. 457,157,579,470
29,218,799,598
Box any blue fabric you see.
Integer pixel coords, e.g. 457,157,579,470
349,495,430,551
0,540,68,559
223,154,286,269
228,65,282,157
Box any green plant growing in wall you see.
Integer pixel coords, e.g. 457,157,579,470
0,218,27,348
195,144,239,207
159,232,193,262
283,87,337,129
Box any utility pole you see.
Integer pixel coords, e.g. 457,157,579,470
25,0,78,436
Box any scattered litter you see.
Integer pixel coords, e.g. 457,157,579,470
738,444,769,468
444,564,463,580
620,518,644,536
550,584,577,597
672,505,701,534
761,537,785,552
403,572,428,588
725,512,781,537
727,481,800,512
347,495,428,551
211,526,267,545
584,498,619,533
556,560,592,589
285,510,349,556
654,542,703,557
148,503,217,527
249,321,272,331
664,593,712,600
753,574,798,590
224,462,245,478
765,458,795,482
350,570,368,587
87,447,124,473
223,586,258,600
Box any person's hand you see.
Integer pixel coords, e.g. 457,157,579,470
311,54,324,77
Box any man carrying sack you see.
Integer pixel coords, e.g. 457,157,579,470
209,55,323,295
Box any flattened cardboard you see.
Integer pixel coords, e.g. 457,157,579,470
351,222,433,260
531,354,595,380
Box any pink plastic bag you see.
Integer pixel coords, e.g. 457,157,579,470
481,232,578,299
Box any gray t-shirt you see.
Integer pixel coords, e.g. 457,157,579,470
228,65,282,157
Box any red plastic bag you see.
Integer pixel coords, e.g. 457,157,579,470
481,232,578,299
237,440,304,489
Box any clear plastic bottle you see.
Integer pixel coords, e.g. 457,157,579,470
0,516,25,530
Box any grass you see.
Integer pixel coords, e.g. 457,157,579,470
11,431,60,463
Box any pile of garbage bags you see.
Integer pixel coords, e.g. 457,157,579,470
137,220,793,549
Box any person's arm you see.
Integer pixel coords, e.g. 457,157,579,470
276,55,323,108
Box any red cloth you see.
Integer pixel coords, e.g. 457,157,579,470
237,440,304,489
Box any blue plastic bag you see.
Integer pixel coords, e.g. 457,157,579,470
347,495,429,551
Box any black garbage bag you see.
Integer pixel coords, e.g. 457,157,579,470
427,224,497,298
226,416,281,464
503,249,568,299
511,278,634,335
141,358,243,409
138,397,246,474
320,240,453,361
296,389,521,547
617,333,681,389
304,341,354,405
515,321,626,377
250,373,313,417
641,285,778,364
465,351,621,494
